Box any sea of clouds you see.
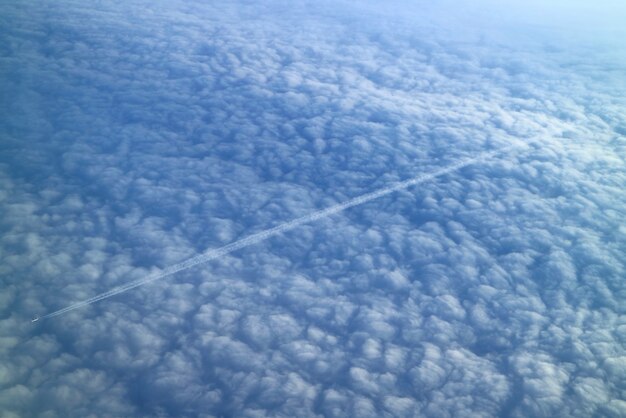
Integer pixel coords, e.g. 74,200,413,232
1,0,625,417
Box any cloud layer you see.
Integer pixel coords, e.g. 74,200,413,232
1,1,625,417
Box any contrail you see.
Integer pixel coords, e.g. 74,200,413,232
36,141,527,321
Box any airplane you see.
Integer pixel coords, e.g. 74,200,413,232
31,316,39,323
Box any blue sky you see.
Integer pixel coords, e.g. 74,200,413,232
1,1,625,417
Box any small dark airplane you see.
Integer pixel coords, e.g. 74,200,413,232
31,315,39,323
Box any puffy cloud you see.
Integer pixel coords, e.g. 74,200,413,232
1,0,625,417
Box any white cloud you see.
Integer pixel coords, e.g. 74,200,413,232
1,0,625,417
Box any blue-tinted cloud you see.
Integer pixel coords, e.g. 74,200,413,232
1,0,625,417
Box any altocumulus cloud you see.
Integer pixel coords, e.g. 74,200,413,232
1,0,625,417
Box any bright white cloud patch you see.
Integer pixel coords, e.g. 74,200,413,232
1,0,625,417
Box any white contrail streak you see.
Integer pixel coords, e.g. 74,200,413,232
37,142,527,321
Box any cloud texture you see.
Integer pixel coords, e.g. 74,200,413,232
1,0,625,417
